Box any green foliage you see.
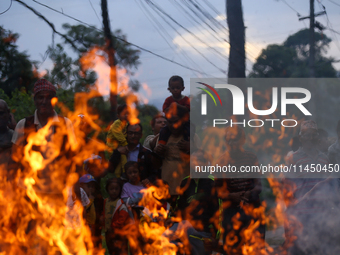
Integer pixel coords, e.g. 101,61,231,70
0,88,35,121
137,104,159,143
0,26,37,96
44,24,142,93
250,29,337,78
1,24,158,148
62,24,140,71
250,45,297,77
284,29,332,58
56,88,75,112
44,44,97,92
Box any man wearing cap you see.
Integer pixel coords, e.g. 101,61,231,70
11,78,76,190
12,78,76,149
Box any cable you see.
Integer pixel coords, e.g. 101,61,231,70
170,0,253,67
186,0,230,37
30,0,213,75
146,0,230,62
0,0,12,15
316,1,340,52
145,0,228,74
14,0,81,52
278,0,309,29
195,0,257,68
202,0,222,18
280,0,301,17
88,0,101,23
136,0,204,76
327,27,340,36
170,0,229,47
327,0,340,8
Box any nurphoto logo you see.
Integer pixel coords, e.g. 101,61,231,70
196,81,312,128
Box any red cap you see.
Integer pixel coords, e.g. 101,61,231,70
33,79,56,96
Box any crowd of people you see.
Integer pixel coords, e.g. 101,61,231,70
1,76,340,255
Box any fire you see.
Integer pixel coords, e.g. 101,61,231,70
0,120,104,254
2,39,313,255
0,69,114,253
137,181,177,254
79,46,156,126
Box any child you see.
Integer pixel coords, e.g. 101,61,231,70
162,76,190,112
121,161,146,205
79,174,104,248
106,104,128,177
158,76,191,146
104,178,130,255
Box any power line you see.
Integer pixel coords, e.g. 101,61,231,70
15,0,81,52
182,0,257,70
327,27,340,36
186,0,230,37
88,0,101,23
170,0,229,47
147,0,254,73
186,0,261,60
0,0,12,15
280,0,302,17
327,0,340,8
278,0,309,28
171,0,251,65
30,0,213,75
316,1,340,52
135,0,204,76
201,0,222,18
144,0,227,74
146,0,230,62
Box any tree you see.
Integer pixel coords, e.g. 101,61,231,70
0,26,37,96
44,44,97,92
0,88,35,121
250,29,337,78
45,24,141,93
137,104,159,143
62,23,140,74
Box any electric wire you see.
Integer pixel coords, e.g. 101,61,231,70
88,0,101,23
30,0,214,75
136,0,204,77
0,0,12,15
316,1,340,52
146,0,230,62
144,0,228,74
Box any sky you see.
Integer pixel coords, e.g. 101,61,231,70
1,0,340,110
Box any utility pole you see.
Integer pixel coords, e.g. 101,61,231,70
299,0,326,78
226,0,246,121
298,0,326,116
226,0,245,78
101,0,118,121
309,0,315,77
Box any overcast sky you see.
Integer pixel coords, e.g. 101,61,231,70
1,0,340,109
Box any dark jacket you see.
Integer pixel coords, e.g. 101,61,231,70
109,143,159,182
